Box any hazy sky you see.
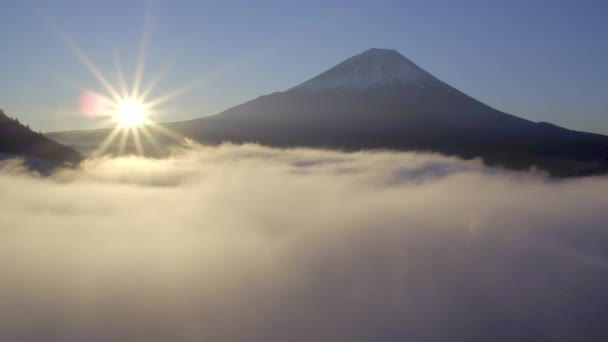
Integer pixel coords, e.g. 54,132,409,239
1,0,606,133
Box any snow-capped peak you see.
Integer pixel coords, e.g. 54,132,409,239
289,48,443,91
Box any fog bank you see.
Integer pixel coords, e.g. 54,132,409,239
1,144,608,341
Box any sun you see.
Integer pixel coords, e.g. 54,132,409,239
115,99,147,127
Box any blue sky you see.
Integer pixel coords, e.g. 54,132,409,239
1,0,607,133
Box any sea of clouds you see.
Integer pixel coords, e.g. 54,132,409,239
1,143,608,341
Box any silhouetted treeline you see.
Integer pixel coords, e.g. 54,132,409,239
0,108,81,166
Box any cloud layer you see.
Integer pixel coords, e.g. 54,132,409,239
1,144,608,341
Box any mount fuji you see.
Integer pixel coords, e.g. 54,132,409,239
49,48,608,176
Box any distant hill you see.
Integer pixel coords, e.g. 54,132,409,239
48,49,608,177
0,109,81,170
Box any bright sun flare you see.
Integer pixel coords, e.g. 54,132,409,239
115,100,147,127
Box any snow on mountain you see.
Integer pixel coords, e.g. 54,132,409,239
290,48,445,91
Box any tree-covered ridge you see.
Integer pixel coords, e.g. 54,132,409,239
0,109,81,166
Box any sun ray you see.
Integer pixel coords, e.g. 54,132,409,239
94,126,122,157
32,6,123,103
132,127,145,155
138,125,163,155
146,123,185,143
131,6,154,100
142,54,253,109
112,48,131,100
62,37,123,103
118,127,130,155
144,79,204,109
138,56,177,103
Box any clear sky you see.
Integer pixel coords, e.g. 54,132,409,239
1,0,607,133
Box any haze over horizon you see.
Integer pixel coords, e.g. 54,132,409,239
1,0,607,134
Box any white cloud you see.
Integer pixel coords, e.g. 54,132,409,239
1,144,607,341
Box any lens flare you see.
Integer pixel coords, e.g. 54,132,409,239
79,90,113,117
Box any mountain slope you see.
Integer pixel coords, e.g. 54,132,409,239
0,109,81,169
165,49,608,176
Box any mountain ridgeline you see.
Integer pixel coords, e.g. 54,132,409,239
167,49,608,177
48,48,608,177
0,109,81,170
